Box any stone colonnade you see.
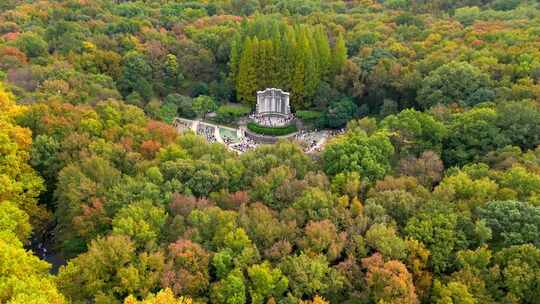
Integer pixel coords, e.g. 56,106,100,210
256,88,290,115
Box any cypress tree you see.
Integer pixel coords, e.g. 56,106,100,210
163,54,180,94
292,30,307,107
229,33,242,88
255,39,271,89
332,32,347,76
314,26,331,80
280,28,296,91
236,37,258,105
303,31,319,103
269,27,282,87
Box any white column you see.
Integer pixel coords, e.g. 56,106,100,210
256,93,261,114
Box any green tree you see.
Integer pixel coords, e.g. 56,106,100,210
292,187,337,225
494,244,540,303
210,268,246,304
496,100,540,150
279,253,343,299
186,207,238,249
238,202,293,253
322,98,358,129
158,101,178,124
381,109,447,156
247,262,289,304
118,51,153,101
192,95,217,119
323,130,394,181
331,33,347,76
249,166,305,210
112,200,167,251
479,200,540,249
303,31,320,101
165,94,196,119
15,32,48,58
434,168,498,212
443,107,509,166
417,62,494,109
431,280,477,304
236,37,258,105
292,34,307,107
54,156,122,256
229,34,242,86
279,27,297,90
365,223,408,260
57,235,164,303
163,54,183,95
314,26,331,80
405,205,463,273
497,166,540,203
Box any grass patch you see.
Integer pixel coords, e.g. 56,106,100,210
296,110,322,121
247,122,297,136
215,104,251,124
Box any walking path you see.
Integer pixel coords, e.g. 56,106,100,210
172,117,332,154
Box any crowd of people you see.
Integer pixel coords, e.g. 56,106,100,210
249,113,295,127
180,115,344,154
329,128,346,136
172,118,193,132
197,124,217,143
222,134,237,145
294,129,331,153
229,137,258,153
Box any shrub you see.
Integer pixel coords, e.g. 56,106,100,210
165,94,196,118
247,122,297,136
296,110,322,121
216,104,251,124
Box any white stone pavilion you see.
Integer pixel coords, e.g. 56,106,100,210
255,88,291,115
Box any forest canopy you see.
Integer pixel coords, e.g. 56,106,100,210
1,0,540,303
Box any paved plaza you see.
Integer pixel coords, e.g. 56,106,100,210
173,117,333,154
172,88,340,154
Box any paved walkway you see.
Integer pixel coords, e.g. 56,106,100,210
173,117,236,146
172,117,334,154
306,133,328,154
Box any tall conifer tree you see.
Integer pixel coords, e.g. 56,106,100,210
280,28,297,91
304,31,319,103
292,29,307,107
332,33,347,76
236,37,257,105
229,33,242,88
269,27,282,87
314,26,331,80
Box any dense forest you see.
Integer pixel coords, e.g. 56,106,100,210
2,0,540,303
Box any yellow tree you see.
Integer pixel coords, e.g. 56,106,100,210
124,289,192,304
0,82,65,304
0,82,47,228
0,232,66,304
